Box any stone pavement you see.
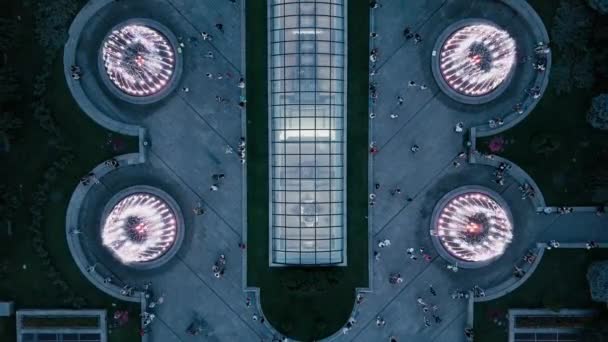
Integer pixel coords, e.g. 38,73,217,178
63,0,608,341
328,1,607,342
64,0,275,340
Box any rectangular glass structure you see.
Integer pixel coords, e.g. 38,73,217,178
269,0,347,265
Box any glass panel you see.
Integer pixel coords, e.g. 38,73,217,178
270,0,345,265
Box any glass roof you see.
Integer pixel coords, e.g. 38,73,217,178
269,0,346,266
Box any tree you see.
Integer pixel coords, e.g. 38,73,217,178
587,94,608,130
552,0,593,50
588,0,608,14
0,66,20,103
550,1,596,94
573,51,595,89
587,261,608,303
0,112,22,135
34,0,79,53
0,18,18,51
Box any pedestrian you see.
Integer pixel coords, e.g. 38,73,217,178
378,239,391,248
390,113,399,119
389,273,403,284
408,81,417,87
193,204,205,216
424,316,431,327
206,51,215,59
369,112,376,119
370,0,382,9
397,96,404,105
417,297,427,307
215,23,224,33
390,188,401,196
245,297,251,307
586,241,598,250
356,293,364,304
374,250,381,261
453,160,461,168
546,240,560,249
432,313,442,323
454,122,464,133
105,158,119,168
370,32,378,39
212,173,225,181
429,284,437,296
238,242,247,250
253,314,258,321
201,32,212,41
238,78,246,88
464,327,474,340
414,33,422,44
210,184,219,191
182,87,190,93
403,26,411,38
410,144,420,153
513,266,525,278
375,316,386,327
420,84,428,90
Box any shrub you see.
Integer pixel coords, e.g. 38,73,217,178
587,0,608,14
587,261,608,303
587,94,608,130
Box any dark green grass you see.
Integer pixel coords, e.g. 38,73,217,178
477,0,608,206
0,2,139,340
474,249,608,342
246,1,369,340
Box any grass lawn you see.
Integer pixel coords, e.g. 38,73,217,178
0,1,140,340
477,0,608,206
474,249,608,342
245,1,369,340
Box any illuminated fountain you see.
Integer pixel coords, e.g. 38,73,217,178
101,23,176,97
101,187,182,268
432,20,517,104
431,187,513,268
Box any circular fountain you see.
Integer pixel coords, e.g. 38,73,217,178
430,186,514,268
100,185,184,269
98,19,182,104
432,19,517,104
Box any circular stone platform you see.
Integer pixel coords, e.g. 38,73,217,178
430,186,514,269
98,18,182,105
100,185,185,270
431,19,517,105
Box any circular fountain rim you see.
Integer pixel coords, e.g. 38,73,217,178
429,185,514,269
100,185,185,270
97,18,183,105
431,18,517,105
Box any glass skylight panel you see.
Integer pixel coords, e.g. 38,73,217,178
269,0,346,266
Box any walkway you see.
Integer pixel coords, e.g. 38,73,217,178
63,0,608,341
330,0,608,341
65,0,274,340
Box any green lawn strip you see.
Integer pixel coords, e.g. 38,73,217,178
476,0,608,206
245,0,270,287
246,1,369,340
474,249,608,341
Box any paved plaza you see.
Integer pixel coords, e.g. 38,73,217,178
62,0,607,341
